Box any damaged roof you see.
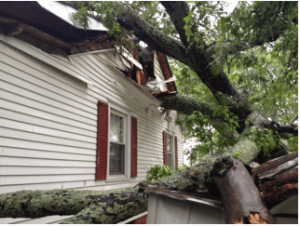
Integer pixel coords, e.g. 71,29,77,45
0,2,107,44
252,152,298,180
0,1,177,93
146,187,224,210
145,152,298,209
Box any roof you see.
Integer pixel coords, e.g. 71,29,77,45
146,187,224,210
0,1,177,94
252,152,298,180
0,2,107,44
37,1,108,31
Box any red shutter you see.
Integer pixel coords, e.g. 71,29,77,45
175,136,178,170
163,131,167,165
96,101,108,180
131,116,138,177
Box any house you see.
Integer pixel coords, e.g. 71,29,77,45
145,152,298,224
0,2,184,224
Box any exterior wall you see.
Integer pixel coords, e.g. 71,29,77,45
271,195,298,224
147,194,225,224
0,34,184,223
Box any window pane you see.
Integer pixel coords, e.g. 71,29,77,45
167,153,173,167
167,135,173,167
109,143,125,175
167,135,172,153
110,113,124,143
118,116,123,130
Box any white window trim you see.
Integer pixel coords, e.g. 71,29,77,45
106,99,131,182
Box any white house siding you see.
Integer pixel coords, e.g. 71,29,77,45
0,34,184,223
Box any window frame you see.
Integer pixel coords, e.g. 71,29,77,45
106,100,132,182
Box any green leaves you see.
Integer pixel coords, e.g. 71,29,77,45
146,165,174,182
116,6,124,15
243,127,281,157
72,3,89,29
183,12,195,43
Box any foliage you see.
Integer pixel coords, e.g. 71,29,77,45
146,165,173,182
173,60,241,165
170,1,298,161
177,163,189,171
243,127,281,157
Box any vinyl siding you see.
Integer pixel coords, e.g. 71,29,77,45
0,34,184,223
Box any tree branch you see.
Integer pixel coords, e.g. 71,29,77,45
246,111,298,136
61,186,148,224
0,185,148,223
60,2,190,66
115,3,190,66
157,94,240,140
160,1,191,47
263,121,298,136
159,94,216,116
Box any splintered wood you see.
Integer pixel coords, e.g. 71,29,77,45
235,213,268,224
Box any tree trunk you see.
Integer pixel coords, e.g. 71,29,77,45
213,158,275,224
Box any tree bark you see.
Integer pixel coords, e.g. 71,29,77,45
0,184,148,224
160,2,191,47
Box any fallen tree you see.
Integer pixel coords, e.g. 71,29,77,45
0,1,298,224
0,184,148,224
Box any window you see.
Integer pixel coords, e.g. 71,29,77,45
163,131,178,169
109,111,126,175
96,100,138,181
167,135,173,167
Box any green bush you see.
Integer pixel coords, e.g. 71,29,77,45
177,163,189,171
146,165,173,182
